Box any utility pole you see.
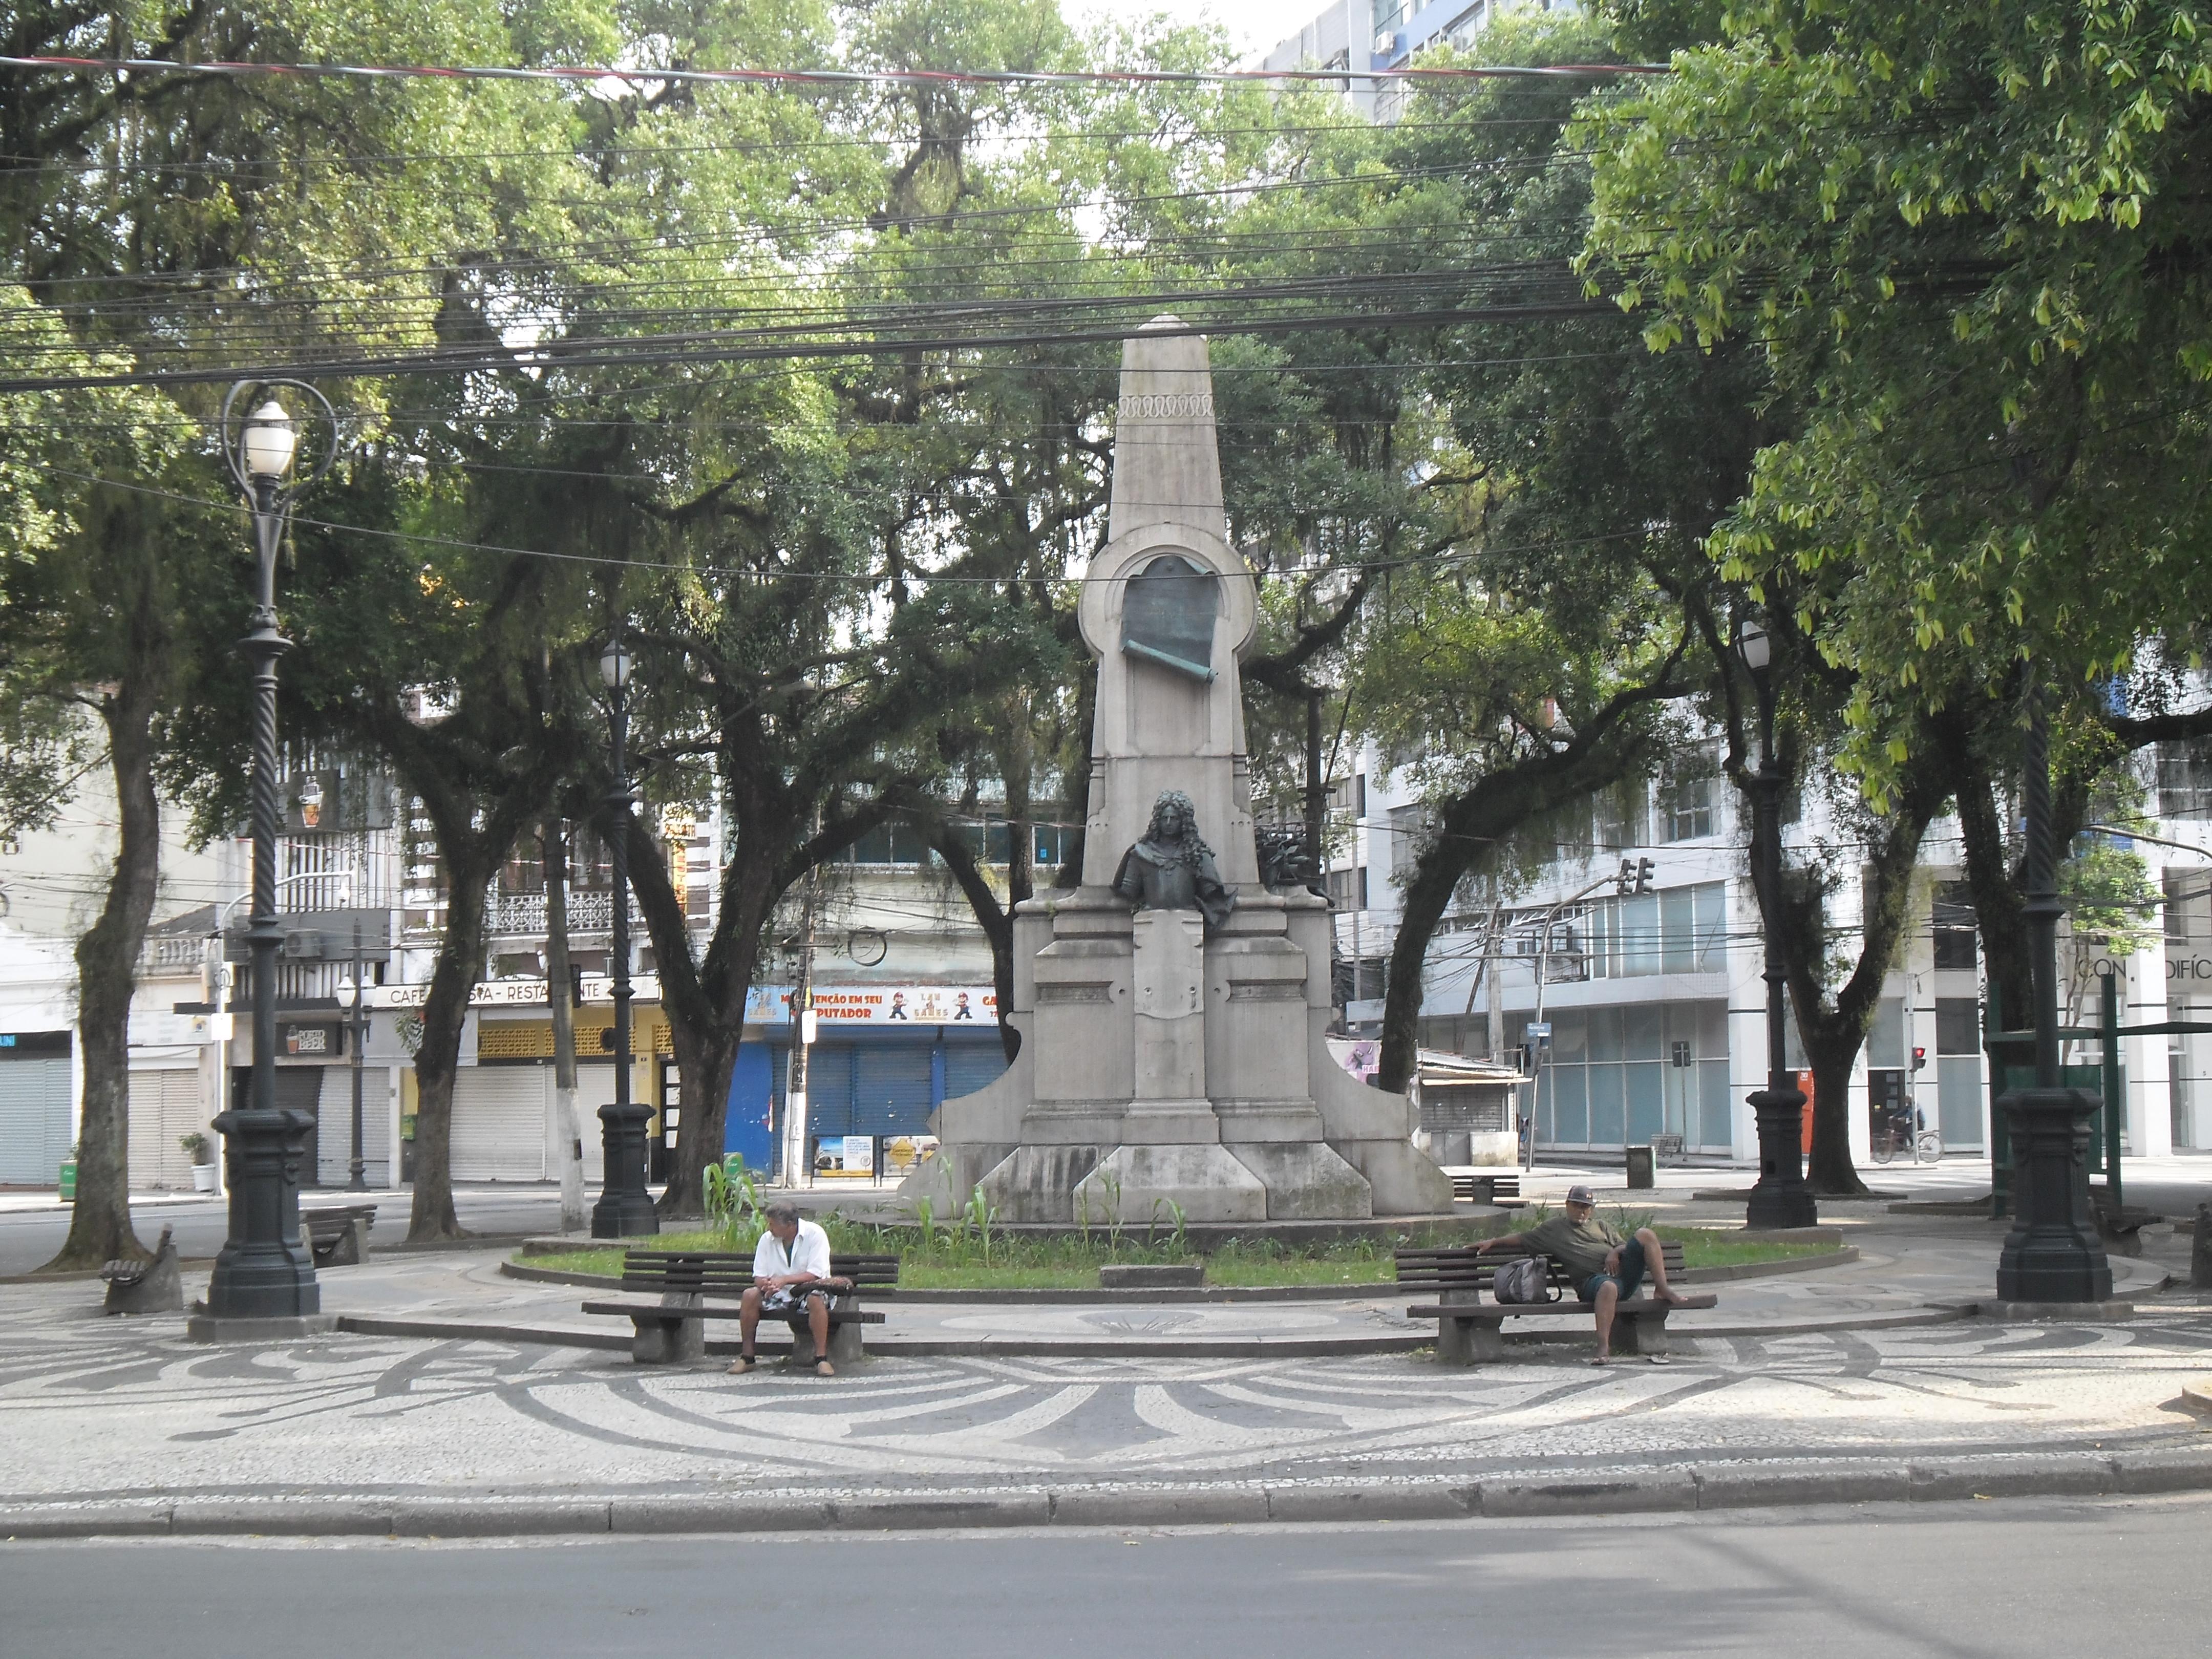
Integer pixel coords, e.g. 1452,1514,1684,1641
1485,903,1504,1062
782,821,823,1187
543,819,585,1232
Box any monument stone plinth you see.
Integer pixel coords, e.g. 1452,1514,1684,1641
900,319,1452,1225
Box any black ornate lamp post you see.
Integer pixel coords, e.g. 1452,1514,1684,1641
338,922,369,1192
590,633,658,1239
202,381,341,1327
1738,621,1818,1230
1994,684,2113,1303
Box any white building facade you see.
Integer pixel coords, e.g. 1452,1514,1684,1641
1326,736,2212,1166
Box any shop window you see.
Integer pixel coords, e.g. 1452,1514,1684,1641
1932,882,1977,971
1935,997,1980,1055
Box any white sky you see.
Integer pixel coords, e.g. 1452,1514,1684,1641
1069,0,1311,62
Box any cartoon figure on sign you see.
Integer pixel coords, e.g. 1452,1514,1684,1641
887,992,908,1021
953,992,973,1020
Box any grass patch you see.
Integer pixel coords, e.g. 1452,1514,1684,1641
519,1211,1830,1286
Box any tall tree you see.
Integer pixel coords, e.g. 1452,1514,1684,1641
0,293,198,1267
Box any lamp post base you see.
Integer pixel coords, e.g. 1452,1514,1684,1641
590,1101,660,1239
203,1107,320,1319
1745,1088,1818,1230
1996,1086,2113,1304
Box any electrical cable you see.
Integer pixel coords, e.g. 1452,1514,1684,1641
0,54,1669,90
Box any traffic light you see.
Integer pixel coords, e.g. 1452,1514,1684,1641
1637,857,1655,893
1614,857,1657,896
1911,1045,1927,1072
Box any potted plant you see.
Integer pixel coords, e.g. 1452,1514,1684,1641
180,1131,218,1193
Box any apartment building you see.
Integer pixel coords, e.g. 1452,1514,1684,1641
1263,0,1575,121
1324,736,2212,1165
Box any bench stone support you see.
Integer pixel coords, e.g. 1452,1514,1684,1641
788,1313,867,1367
1434,1313,1508,1367
629,1293,706,1365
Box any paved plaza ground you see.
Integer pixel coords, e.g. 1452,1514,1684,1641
4,1159,2211,1538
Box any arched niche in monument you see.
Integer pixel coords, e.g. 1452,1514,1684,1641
1121,554,1220,683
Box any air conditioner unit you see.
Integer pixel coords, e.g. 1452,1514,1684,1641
281,931,326,960
1373,30,1398,53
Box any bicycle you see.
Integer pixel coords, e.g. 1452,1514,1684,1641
1870,1124,1944,1163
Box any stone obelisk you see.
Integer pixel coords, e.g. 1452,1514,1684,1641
901,319,1452,1225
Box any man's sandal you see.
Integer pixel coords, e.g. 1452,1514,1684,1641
727,1354,757,1374
815,1359,835,1377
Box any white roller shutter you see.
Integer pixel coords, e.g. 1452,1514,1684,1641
450,1065,546,1181
128,1068,206,1188
0,1057,72,1184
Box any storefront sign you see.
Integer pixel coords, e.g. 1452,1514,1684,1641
365,974,663,1011
744,985,996,1026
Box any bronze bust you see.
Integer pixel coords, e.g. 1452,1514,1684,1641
1113,789,1233,932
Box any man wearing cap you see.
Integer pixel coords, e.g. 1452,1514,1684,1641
1477,1184,1689,1364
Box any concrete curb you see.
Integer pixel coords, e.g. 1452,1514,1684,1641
497,1246,1861,1300
10,1449,2209,1541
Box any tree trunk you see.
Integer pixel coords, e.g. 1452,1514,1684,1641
1379,847,1461,1092
994,715,1035,1061
407,860,491,1243
1949,733,2034,1025
929,824,1016,1060
628,810,768,1221
1376,709,1673,1092
542,821,585,1233
44,672,162,1270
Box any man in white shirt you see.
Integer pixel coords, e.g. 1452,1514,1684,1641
731,1202,843,1376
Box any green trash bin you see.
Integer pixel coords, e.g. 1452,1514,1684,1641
58,1158,76,1204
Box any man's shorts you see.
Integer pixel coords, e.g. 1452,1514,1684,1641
760,1285,831,1318
1577,1237,1647,1305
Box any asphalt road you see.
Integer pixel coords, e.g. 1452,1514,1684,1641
0,1185,576,1275
5,1496,2203,1658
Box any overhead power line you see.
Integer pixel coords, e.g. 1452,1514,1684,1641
0,54,1668,90
0,295,1619,393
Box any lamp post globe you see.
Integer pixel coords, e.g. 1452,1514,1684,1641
1738,618,1816,1231
600,638,632,691
241,400,299,481
201,379,341,1330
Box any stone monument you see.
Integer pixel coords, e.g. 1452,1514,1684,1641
901,318,1452,1225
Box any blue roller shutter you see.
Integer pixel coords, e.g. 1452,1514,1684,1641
853,1045,934,1137
803,1043,858,1138
941,1041,1009,1103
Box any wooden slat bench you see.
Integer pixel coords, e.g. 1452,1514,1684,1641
101,1224,183,1314
300,1205,375,1268
2090,1186,2159,1258
1398,1241,1716,1365
1450,1172,1520,1204
582,1250,899,1365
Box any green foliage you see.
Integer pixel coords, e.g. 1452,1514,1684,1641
2064,839,2160,958
1583,0,2212,790
526,1217,1825,1285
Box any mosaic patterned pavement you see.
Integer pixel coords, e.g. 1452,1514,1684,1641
6,1276,2209,1502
